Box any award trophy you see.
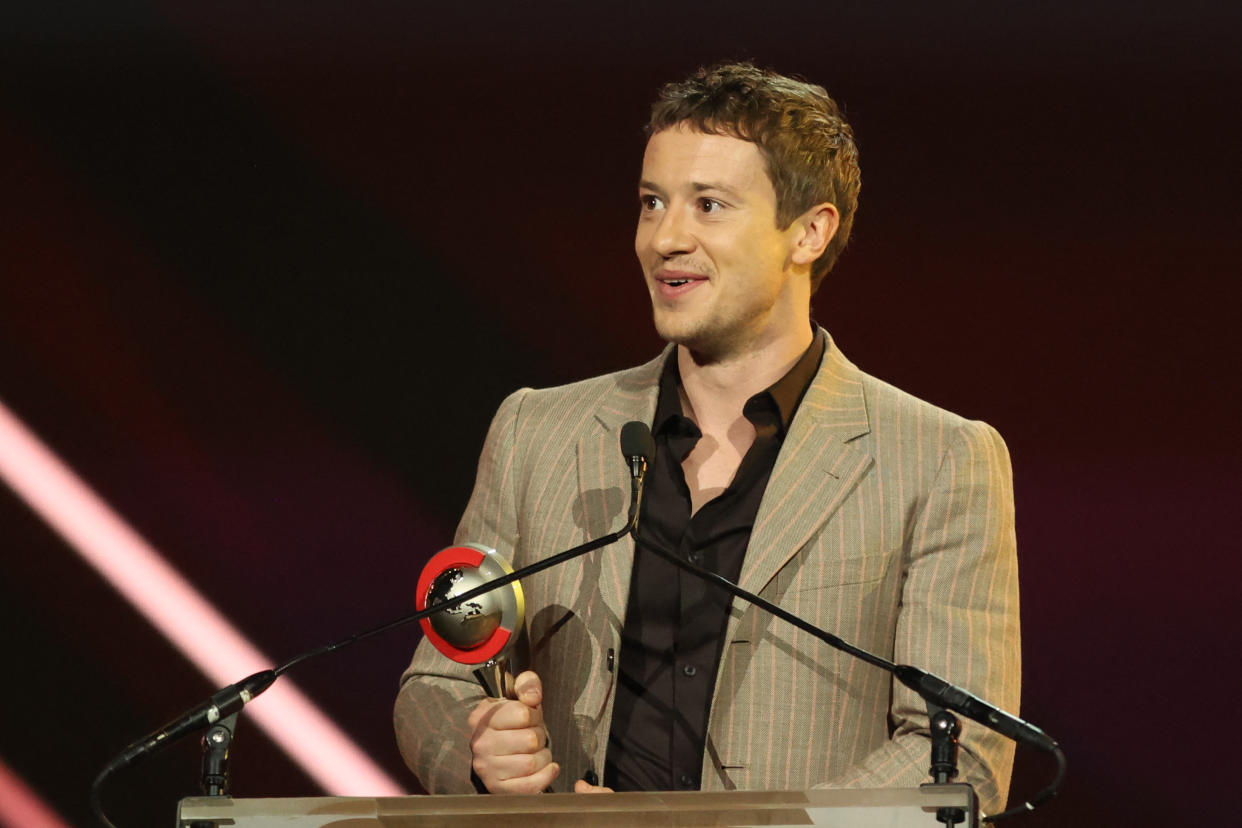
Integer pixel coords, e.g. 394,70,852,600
415,544,529,699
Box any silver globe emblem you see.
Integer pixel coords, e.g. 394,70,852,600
426,567,503,649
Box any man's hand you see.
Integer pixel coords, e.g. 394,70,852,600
573,780,615,793
467,670,559,794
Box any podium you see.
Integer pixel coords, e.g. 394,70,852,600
177,786,977,827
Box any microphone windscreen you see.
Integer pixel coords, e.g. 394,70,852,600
620,421,656,463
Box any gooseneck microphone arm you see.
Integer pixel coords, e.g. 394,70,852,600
91,422,654,828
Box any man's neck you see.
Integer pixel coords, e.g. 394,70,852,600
676,324,814,434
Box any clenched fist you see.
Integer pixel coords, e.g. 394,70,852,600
467,671,559,794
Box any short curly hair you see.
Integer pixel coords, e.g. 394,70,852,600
647,62,861,289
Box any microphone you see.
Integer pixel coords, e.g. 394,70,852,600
892,665,1057,754
620,420,654,528
103,670,276,774
92,670,277,824
620,420,656,479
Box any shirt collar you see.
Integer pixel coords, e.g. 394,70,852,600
653,324,825,438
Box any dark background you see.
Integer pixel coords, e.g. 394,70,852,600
2,1,1240,825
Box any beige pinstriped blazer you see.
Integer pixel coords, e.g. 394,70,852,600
395,332,1020,816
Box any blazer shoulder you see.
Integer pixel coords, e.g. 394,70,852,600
506,350,667,428
848,354,994,424
848,360,1010,463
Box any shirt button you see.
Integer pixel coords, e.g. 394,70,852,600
682,663,697,677
679,773,694,787
687,552,701,565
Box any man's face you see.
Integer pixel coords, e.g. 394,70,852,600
635,125,806,360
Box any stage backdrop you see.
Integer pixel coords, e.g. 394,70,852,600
2,2,1239,826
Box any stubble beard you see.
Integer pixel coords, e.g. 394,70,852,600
651,300,751,365
645,262,761,363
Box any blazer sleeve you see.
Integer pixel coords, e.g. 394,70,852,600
392,388,529,793
822,418,1021,817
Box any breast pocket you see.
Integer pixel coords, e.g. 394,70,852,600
759,538,898,642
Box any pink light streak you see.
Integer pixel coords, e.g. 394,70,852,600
0,755,70,828
0,399,405,796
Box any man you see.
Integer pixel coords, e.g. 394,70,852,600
394,62,1020,816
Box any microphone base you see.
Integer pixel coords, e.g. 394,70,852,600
917,782,979,828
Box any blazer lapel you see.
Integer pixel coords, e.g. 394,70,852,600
734,338,874,610
573,350,666,646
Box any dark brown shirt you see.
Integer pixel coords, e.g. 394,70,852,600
603,327,825,791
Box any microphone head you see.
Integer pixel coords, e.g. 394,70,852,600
415,544,525,665
620,421,655,464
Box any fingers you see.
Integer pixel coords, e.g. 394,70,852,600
471,738,558,794
469,697,544,733
466,696,503,732
485,758,560,795
472,720,548,757
514,670,543,708
476,747,559,791
468,672,554,794
574,779,615,794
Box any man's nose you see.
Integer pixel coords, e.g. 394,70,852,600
652,206,694,258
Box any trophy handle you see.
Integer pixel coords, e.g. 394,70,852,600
472,660,514,699
472,627,531,699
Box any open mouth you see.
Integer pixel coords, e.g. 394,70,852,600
654,270,706,297
657,269,705,286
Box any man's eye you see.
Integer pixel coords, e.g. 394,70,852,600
698,198,723,213
639,194,663,211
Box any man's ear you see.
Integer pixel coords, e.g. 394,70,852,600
789,202,840,268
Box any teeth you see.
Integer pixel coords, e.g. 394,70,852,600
667,279,688,286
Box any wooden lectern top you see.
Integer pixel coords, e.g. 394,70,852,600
178,785,977,827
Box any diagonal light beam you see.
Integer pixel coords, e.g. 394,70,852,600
0,399,404,796
0,755,71,828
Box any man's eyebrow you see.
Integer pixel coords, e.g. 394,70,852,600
637,180,744,197
691,180,743,197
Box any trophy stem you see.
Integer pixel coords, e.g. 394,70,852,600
473,659,516,699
